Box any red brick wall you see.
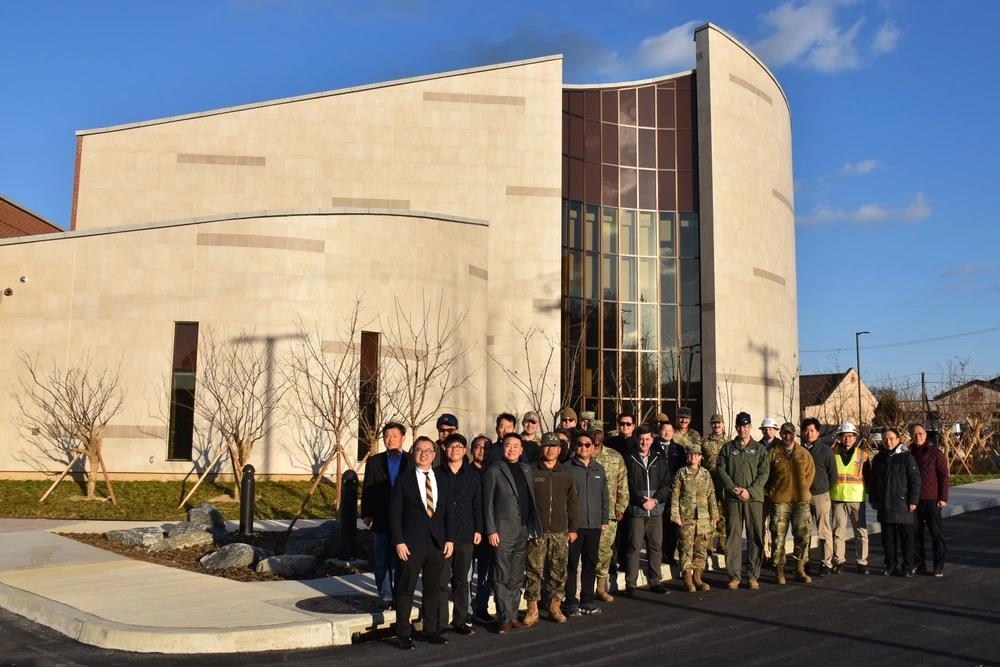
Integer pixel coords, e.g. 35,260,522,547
0,196,62,238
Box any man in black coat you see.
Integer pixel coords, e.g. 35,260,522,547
361,421,411,609
390,436,455,650
437,432,483,635
868,427,921,576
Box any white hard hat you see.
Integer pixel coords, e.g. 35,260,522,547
760,417,779,430
837,422,859,435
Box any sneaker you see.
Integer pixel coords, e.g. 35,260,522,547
933,570,944,578
580,603,602,615
857,564,869,575
818,564,831,577
562,604,581,617
831,564,842,574
451,623,474,635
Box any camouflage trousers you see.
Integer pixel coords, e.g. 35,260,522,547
525,531,569,602
595,519,619,578
770,502,812,566
713,482,727,547
677,521,713,571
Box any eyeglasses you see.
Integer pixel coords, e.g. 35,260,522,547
618,421,633,427
561,417,576,422
446,443,466,449
577,442,595,448
414,449,435,456
524,419,537,424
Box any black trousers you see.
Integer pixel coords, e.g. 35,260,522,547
880,522,914,574
566,527,601,605
914,499,947,572
394,544,446,639
439,542,474,626
663,509,678,564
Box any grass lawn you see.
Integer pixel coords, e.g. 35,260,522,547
0,479,340,521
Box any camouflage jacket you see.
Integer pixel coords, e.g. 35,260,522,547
670,465,718,528
701,433,727,472
674,429,702,449
595,445,629,521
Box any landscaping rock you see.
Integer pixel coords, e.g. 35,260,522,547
187,503,226,530
167,521,208,538
105,527,164,548
199,543,255,571
284,520,339,557
149,529,215,553
256,554,316,577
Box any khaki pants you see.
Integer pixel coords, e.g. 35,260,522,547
810,492,833,567
832,501,869,567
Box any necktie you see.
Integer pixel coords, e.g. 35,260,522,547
424,471,434,518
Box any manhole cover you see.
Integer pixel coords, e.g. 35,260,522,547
296,594,382,614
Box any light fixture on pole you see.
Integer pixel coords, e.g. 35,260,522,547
855,330,870,426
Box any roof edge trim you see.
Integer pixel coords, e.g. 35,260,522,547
563,69,695,90
694,22,790,111
76,55,564,136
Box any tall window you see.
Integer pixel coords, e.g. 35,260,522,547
168,322,199,460
357,330,380,461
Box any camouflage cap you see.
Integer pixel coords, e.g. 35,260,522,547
580,410,596,420
559,407,578,420
541,432,561,447
780,421,797,434
685,443,703,455
710,413,724,423
522,411,540,423
654,412,670,423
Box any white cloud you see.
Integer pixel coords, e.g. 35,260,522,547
840,159,878,175
632,21,700,73
797,192,930,226
752,0,899,73
871,21,900,55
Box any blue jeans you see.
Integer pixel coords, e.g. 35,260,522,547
372,531,397,600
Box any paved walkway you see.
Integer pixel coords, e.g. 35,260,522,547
1,479,997,655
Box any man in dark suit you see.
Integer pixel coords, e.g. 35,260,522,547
482,432,542,633
438,432,483,635
390,436,455,650
361,421,410,609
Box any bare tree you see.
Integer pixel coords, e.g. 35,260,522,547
283,307,366,526
183,328,290,502
381,290,476,436
716,368,737,438
16,352,125,504
776,363,800,424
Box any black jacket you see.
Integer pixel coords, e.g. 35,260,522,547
802,441,837,495
440,461,484,544
360,449,411,532
624,447,671,517
868,448,921,524
389,466,454,549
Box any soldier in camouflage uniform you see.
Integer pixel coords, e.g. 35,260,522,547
523,433,578,625
702,413,729,554
594,435,629,601
670,444,718,592
765,422,816,584
674,406,702,449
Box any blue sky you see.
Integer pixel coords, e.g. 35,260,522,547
3,0,999,396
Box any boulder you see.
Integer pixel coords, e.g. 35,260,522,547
199,543,255,571
149,529,215,553
256,554,316,577
105,527,164,548
167,521,208,538
187,503,226,530
284,521,339,557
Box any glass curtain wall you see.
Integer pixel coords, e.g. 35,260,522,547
562,75,702,427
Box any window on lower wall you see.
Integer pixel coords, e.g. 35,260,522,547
168,322,199,461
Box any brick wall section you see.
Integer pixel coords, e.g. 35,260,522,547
0,196,63,238
70,135,82,231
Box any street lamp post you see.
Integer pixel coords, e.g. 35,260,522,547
855,330,870,426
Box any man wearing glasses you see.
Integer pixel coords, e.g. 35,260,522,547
438,432,483,635
606,412,637,457
521,411,542,444
434,413,459,466
624,425,671,596
390,437,454,650
482,433,542,633
565,432,609,616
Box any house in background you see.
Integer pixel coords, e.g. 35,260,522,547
799,368,876,428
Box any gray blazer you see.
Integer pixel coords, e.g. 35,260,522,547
483,460,542,540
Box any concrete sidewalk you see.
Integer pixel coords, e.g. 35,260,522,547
1,479,998,655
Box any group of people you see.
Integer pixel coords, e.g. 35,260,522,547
360,407,951,651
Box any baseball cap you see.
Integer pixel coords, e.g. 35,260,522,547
436,413,458,429
735,412,752,427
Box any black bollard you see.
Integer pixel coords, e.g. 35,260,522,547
337,470,359,560
239,464,255,536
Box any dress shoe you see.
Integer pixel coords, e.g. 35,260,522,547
649,583,668,594
426,633,448,645
473,610,495,624
622,586,636,598
396,637,415,651
451,623,474,635
498,622,513,634
933,569,944,577
818,564,831,577
379,598,394,611
857,564,869,575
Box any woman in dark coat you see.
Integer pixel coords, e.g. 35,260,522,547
868,428,921,576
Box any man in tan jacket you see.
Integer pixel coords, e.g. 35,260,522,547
765,422,816,584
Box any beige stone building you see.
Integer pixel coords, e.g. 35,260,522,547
0,23,797,479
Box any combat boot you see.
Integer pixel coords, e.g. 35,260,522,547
693,569,711,591
548,598,567,623
795,559,812,583
522,600,539,627
683,569,696,592
595,576,615,602
775,564,786,585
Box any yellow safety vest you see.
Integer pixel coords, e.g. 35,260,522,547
830,447,867,502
